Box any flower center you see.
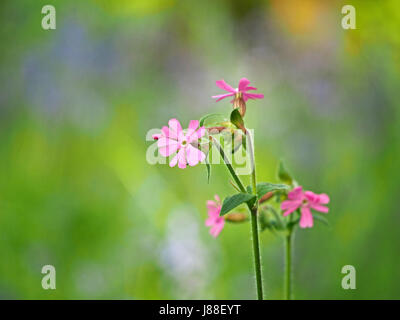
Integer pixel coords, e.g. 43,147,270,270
235,91,243,99
181,139,187,146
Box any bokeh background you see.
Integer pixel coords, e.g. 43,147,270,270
0,0,399,299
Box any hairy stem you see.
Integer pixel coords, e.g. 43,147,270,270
211,137,246,193
285,232,292,300
246,129,263,300
211,134,264,300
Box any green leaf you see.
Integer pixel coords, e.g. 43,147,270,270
230,109,245,130
256,182,290,199
220,193,256,216
277,160,293,185
199,113,227,127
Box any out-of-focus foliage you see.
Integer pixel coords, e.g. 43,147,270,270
0,0,399,299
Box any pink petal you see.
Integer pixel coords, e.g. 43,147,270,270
185,120,202,143
244,93,264,100
283,206,299,217
214,194,220,202
177,148,187,169
288,187,304,201
187,126,205,143
238,78,251,91
304,191,318,202
168,118,183,140
157,138,180,157
207,200,220,216
319,193,330,204
215,80,235,93
208,209,220,218
186,144,206,166
207,200,217,210
310,203,329,213
212,93,235,102
188,120,199,129
205,216,216,227
281,200,300,211
169,153,178,168
210,219,225,237
299,206,313,228
162,126,176,140
243,86,257,91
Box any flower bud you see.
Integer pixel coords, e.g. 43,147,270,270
259,192,274,204
224,212,248,222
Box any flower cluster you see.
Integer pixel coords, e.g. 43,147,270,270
151,78,330,238
150,76,331,300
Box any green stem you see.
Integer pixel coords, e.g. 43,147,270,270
246,130,263,300
246,130,257,195
250,207,263,300
285,232,292,300
211,137,246,193
211,134,264,300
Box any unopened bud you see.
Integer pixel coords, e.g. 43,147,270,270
225,212,248,222
259,192,274,204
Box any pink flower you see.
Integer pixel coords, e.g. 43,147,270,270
205,195,225,237
212,78,264,103
281,186,330,228
156,118,206,169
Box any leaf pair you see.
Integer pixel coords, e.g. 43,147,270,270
220,183,290,216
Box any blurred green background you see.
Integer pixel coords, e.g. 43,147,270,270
0,0,399,299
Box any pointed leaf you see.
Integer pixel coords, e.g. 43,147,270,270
256,182,290,199
220,193,256,216
277,160,293,185
230,109,245,131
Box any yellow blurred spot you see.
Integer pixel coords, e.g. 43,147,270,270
269,0,329,35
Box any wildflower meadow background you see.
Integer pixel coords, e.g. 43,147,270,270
0,0,400,299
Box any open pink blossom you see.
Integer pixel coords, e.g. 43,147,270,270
281,186,330,228
212,77,264,102
156,118,206,169
205,195,225,237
